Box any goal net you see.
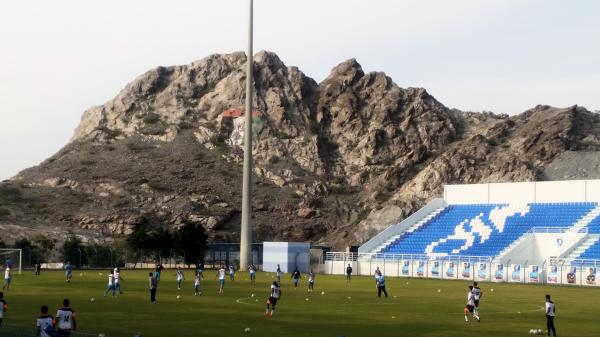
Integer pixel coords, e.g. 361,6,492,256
0,248,22,275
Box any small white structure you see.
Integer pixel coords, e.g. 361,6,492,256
263,242,310,273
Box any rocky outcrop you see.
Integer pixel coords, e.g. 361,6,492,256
2,52,600,248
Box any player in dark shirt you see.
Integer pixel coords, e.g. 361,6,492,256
346,264,353,283
291,268,301,288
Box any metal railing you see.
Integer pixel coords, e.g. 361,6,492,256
528,226,588,234
325,252,492,263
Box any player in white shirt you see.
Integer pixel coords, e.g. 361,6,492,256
216,266,226,293
249,264,256,286
176,268,185,290
103,270,116,297
471,282,483,318
113,268,123,295
374,267,381,289
55,298,76,334
194,272,202,296
0,291,7,327
3,266,10,291
264,281,282,316
36,305,54,337
545,294,556,337
463,286,480,322
308,270,315,292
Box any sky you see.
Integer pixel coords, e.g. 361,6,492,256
1,0,599,180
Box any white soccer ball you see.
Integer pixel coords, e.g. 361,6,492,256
305,298,309,301
177,295,181,299
99,334,106,337
437,289,441,293
251,293,255,297
244,327,251,333
98,273,103,276
79,273,83,276
321,291,325,295
529,329,535,334
347,296,351,299
391,316,396,319
90,298,95,302
491,288,494,292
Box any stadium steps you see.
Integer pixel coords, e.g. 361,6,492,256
566,234,600,261
568,204,600,232
494,205,600,263
492,230,533,263
374,207,445,254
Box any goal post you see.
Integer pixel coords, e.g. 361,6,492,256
0,248,22,275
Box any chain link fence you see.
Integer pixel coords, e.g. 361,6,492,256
23,243,264,270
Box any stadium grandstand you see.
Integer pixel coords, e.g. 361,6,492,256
325,180,600,286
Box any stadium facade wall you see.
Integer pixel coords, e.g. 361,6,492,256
444,179,600,204
322,257,600,287
263,242,310,273
498,232,587,265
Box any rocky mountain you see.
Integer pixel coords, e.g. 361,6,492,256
2,51,600,248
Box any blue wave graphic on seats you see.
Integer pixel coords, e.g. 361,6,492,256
380,202,597,257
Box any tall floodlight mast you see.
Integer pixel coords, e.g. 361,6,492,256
239,0,253,271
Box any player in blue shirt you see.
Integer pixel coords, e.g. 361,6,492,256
64,262,73,283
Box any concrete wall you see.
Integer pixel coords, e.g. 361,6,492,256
445,179,600,204
263,242,310,273
497,232,586,265
321,259,600,286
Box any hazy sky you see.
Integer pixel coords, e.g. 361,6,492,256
1,0,599,180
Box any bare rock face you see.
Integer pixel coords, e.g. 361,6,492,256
3,51,600,248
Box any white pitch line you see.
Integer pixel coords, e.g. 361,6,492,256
236,297,252,305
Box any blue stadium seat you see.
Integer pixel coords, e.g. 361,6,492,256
379,202,598,257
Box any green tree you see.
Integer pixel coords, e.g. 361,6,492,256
60,234,86,267
13,238,41,267
127,226,174,261
174,221,207,266
153,228,174,260
32,235,56,260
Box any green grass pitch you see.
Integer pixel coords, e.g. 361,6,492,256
0,270,596,337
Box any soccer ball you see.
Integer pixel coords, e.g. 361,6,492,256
244,327,251,333
90,298,95,302
437,289,441,293
177,295,181,299
347,296,351,299
321,291,325,295
491,288,494,292
98,334,106,337
251,293,255,297
79,273,83,276
391,316,396,319
305,298,309,301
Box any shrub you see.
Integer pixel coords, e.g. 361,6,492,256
143,113,161,124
